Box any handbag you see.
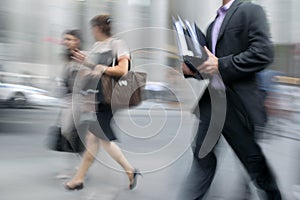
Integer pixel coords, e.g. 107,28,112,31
46,126,85,153
89,39,147,109
100,71,147,109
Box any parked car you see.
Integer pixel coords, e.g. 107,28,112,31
0,82,62,108
143,81,175,101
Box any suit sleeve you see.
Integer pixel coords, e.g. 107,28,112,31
218,4,274,84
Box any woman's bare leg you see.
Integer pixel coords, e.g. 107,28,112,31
99,139,135,184
66,131,99,186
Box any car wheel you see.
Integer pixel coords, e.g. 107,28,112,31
8,92,27,108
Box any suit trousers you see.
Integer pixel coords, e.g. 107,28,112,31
178,88,280,200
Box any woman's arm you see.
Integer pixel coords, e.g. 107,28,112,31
71,39,130,78
95,57,129,77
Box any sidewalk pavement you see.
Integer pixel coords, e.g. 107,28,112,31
0,102,300,200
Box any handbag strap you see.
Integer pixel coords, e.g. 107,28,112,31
110,39,116,67
110,38,131,71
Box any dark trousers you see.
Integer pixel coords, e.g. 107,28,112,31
178,89,281,200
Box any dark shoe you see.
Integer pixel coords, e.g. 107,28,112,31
64,182,84,190
129,168,142,190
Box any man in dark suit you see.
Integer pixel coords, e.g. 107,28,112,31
179,0,282,199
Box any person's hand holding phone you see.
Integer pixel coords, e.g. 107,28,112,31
71,48,86,63
71,49,96,69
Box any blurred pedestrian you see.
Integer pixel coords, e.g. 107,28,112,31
179,0,282,199
61,29,84,140
54,29,86,179
64,14,140,190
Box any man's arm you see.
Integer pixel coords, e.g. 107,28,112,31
218,4,274,83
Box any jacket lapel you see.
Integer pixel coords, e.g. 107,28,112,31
217,0,242,42
206,23,214,50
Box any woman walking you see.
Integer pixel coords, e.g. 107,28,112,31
65,14,140,190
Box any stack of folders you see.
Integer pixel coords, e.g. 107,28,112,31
172,16,208,80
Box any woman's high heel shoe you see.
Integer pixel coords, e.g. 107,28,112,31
64,182,84,190
129,168,142,190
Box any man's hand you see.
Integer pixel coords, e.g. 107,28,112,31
197,46,219,75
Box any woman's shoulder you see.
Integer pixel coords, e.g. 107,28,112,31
111,37,129,51
111,37,124,42
111,37,128,48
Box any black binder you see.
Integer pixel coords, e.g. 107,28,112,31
172,16,208,79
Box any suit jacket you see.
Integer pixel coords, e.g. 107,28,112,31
205,0,273,127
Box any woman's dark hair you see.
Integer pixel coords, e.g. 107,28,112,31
63,29,82,42
90,14,112,37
